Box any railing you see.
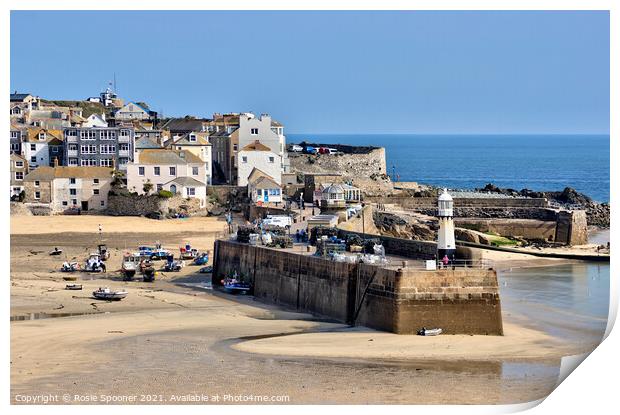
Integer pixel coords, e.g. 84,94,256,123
118,136,130,143
118,150,130,157
67,150,77,157
65,136,77,143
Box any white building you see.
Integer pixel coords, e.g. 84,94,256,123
22,128,64,169
126,149,207,205
83,113,108,128
247,168,282,204
163,177,207,207
115,102,150,121
165,131,212,185
237,140,282,187
237,113,289,176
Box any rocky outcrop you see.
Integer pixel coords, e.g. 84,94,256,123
372,211,436,241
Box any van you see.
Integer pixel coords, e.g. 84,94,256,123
262,215,292,228
328,148,339,154
290,144,303,152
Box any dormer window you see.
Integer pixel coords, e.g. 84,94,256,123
189,133,197,142
38,132,46,141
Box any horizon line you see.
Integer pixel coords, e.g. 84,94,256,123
287,132,610,136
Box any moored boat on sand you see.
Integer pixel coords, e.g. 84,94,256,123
92,287,128,301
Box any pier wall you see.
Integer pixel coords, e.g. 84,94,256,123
213,240,503,335
365,196,549,208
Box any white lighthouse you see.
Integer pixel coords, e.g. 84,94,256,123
437,189,456,260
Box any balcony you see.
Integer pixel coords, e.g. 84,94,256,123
118,150,130,157
67,150,78,157
66,136,78,143
118,136,130,143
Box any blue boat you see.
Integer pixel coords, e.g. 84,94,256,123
222,277,252,294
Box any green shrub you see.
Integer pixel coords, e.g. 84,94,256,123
157,190,173,198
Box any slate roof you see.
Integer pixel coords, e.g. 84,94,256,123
250,175,280,189
160,118,208,132
137,149,203,165
135,137,163,149
24,166,113,181
10,93,32,102
164,177,206,187
173,131,211,146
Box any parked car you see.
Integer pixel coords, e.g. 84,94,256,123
290,144,303,152
318,147,329,154
304,146,318,154
328,148,339,154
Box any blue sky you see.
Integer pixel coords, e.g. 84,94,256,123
10,11,609,134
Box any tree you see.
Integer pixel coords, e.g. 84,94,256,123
143,181,154,194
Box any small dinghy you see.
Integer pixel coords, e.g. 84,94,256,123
222,277,252,295
65,284,82,290
92,287,128,301
417,327,443,336
49,248,63,256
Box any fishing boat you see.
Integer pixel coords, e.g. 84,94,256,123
65,284,83,290
222,277,252,295
92,287,128,301
49,247,63,256
417,327,443,336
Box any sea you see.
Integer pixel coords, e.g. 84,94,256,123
288,134,610,203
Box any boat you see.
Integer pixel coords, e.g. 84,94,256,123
193,252,209,265
65,284,83,290
92,287,128,301
60,261,80,273
62,276,78,281
121,252,145,280
222,276,252,295
49,248,63,256
417,327,443,336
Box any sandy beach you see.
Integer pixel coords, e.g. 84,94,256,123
10,215,601,404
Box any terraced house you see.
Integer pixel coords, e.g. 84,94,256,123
22,166,113,212
63,127,135,170
23,128,64,169
125,149,208,206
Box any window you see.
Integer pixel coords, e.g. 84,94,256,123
257,189,262,196
52,147,59,153
70,189,77,196
68,144,78,151
241,156,248,163
156,184,163,191
119,129,130,137
15,172,23,180
189,134,197,142
119,158,128,166
250,128,258,135
100,159,113,167
100,200,105,207
30,144,36,151
34,181,40,187
11,131,19,139
93,178,99,184
34,191,41,199
187,187,196,196
192,166,199,176
11,143,20,152
80,159,98,166
81,145,97,154
169,167,176,175
65,130,77,137
268,156,274,163
93,189,100,195
71,199,77,205
100,144,116,154
30,156,36,163
80,130,96,140
68,159,78,166
38,132,46,141
15,161,24,168
119,144,130,151
62,201,68,206
154,167,160,176
100,130,116,140
69,178,76,184
138,167,145,176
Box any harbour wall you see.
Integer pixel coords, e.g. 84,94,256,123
365,196,549,208
213,240,503,335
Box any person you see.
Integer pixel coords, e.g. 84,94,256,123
100,262,106,273
295,229,300,242
442,254,449,268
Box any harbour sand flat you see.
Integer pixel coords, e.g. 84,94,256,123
9,215,593,404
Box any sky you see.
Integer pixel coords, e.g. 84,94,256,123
10,11,609,134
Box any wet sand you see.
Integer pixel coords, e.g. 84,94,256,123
10,215,597,404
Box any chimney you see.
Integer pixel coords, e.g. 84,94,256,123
53,157,59,167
